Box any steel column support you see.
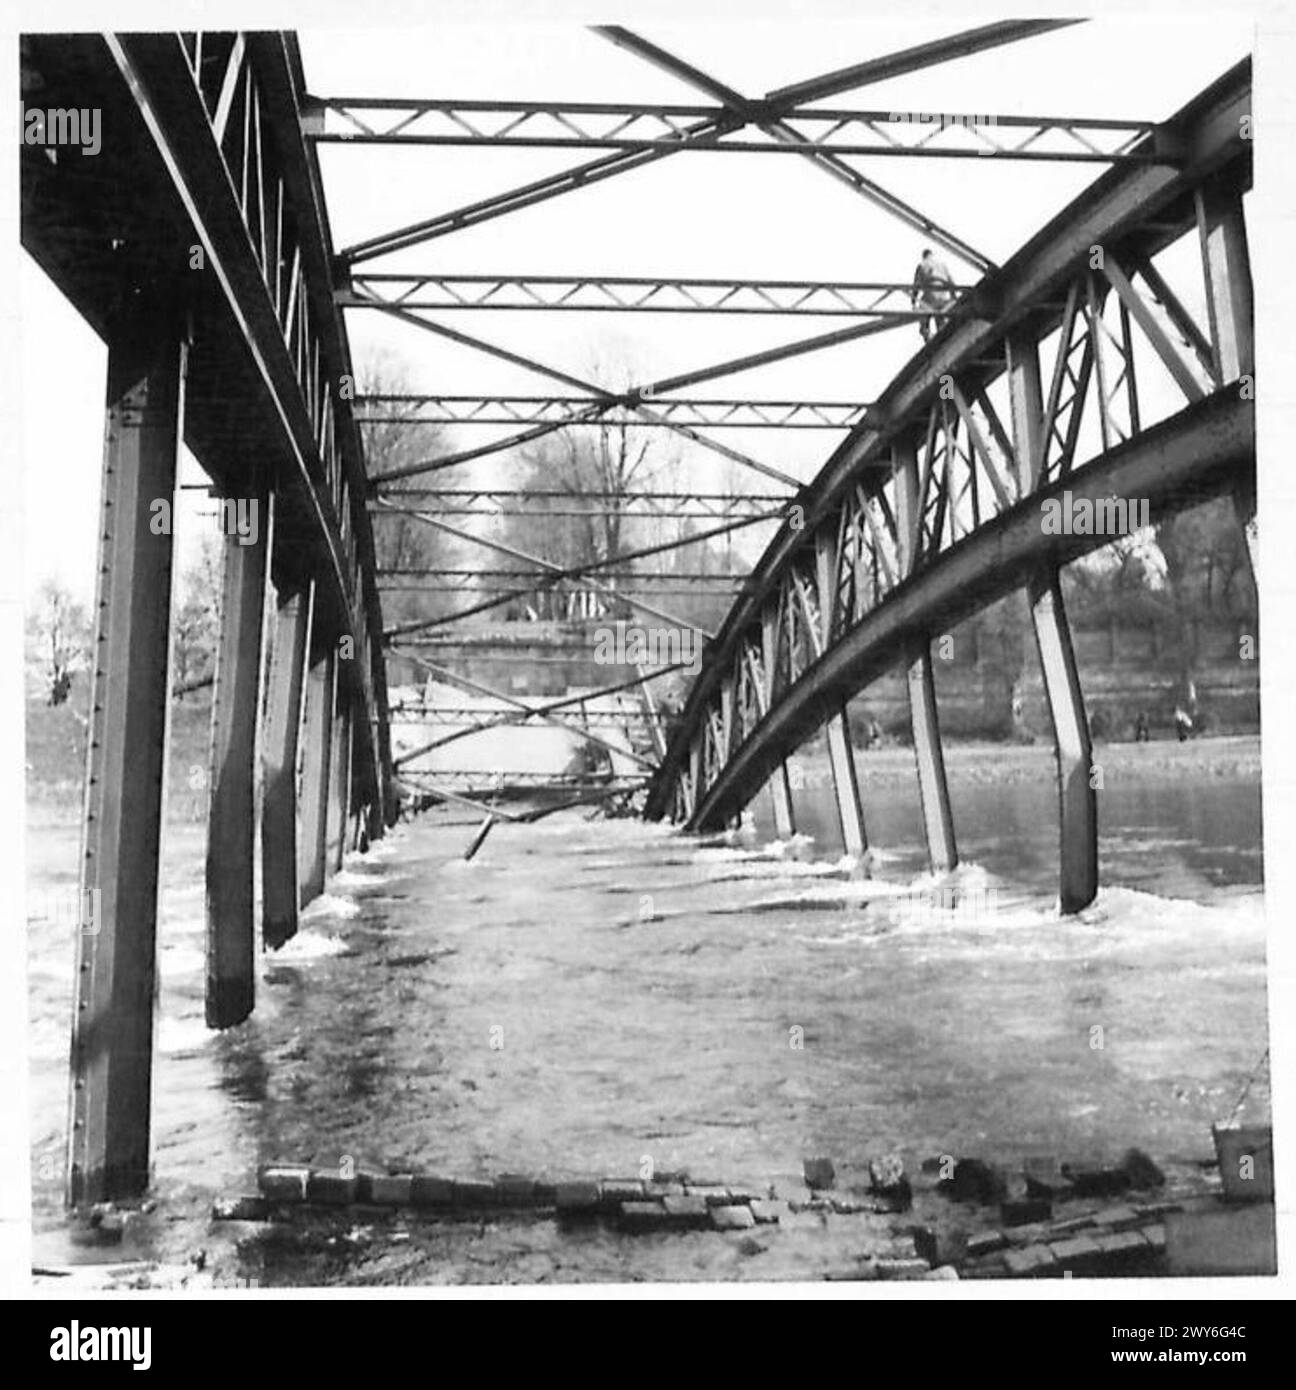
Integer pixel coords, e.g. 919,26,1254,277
760,604,796,838
68,299,186,1207
299,645,336,906
204,487,271,1028
766,768,796,839
1007,331,1097,912
893,440,957,871
813,528,867,857
1198,187,1254,383
1029,570,1098,913
824,704,867,857
261,581,313,948
906,644,958,873
1198,186,1257,573
328,691,352,873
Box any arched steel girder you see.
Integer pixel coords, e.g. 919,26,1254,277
679,391,1251,832
645,58,1253,827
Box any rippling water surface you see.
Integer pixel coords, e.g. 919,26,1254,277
26,742,1268,1277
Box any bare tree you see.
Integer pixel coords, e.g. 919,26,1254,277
172,533,222,698
499,354,667,622
360,353,459,627
25,578,89,705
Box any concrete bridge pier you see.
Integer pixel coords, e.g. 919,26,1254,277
204,484,272,1028
69,295,188,1206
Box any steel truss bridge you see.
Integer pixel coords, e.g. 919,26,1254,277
21,22,1253,1208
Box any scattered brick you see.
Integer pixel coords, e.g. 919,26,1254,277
1004,1244,1056,1276
829,1195,874,1214
965,1230,1009,1258
368,1175,413,1206
600,1179,646,1205
711,1205,757,1231
1049,1234,1103,1265
644,1181,687,1200
1134,1201,1183,1219
940,1158,1007,1205
258,1166,309,1202
906,1228,934,1273
212,1196,268,1222
1053,1211,1098,1229
886,1233,921,1260
750,1200,788,1225
876,1258,932,1280
410,1175,454,1207
662,1194,710,1228
923,1265,960,1280
686,1185,732,1206
619,1200,667,1232
554,1181,601,1213
1002,1198,1052,1227
307,1171,358,1205
1004,1222,1050,1246
803,1157,836,1190
1139,1224,1168,1252
1092,1204,1143,1229
1095,1229,1149,1258
869,1152,906,1193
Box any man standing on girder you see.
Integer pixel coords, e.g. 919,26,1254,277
911,248,954,343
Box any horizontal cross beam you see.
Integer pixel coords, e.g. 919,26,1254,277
357,395,870,430
340,275,968,316
376,568,745,582
305,97,1160,164
369,488,792,506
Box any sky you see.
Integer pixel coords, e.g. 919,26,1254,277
19,15,1256,606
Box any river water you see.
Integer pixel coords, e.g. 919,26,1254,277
25,737,1268,1281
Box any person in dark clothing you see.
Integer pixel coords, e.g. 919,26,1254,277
911,247,954,342
1134,710,1150,743
1174,705,1193,742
